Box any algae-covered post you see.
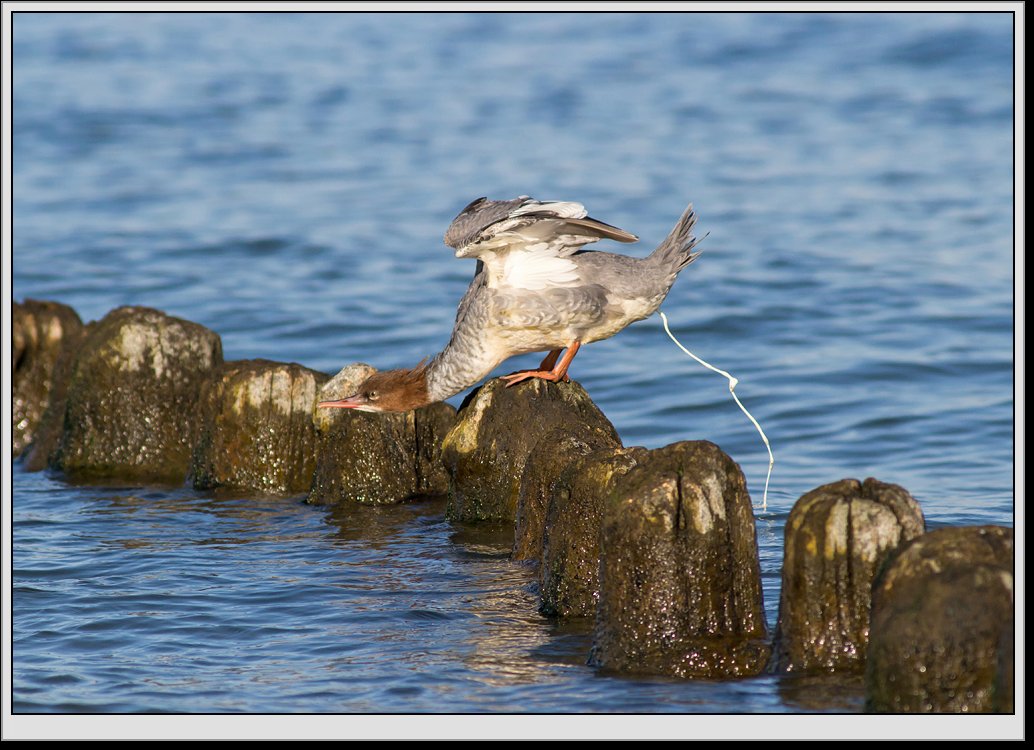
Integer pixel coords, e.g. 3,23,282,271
439,377,619,524
537,445,647,619
190,359,330,495
512,422,623,563
769,478,926,674
590,440,771,679
308,363,456,505
865,525,1014,714
44,306,223,483
12,300,85,459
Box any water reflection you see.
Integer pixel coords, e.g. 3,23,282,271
323,494,450,548
776,671,867,713
82,488,326,551
324,496,591,693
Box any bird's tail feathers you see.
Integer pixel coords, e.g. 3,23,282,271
648,203,704,275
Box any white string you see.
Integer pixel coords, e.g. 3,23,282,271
659,311,773,512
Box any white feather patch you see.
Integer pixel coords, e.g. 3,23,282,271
497,246,581,290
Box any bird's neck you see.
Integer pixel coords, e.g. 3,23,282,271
423,336,500,404
421,271,503,404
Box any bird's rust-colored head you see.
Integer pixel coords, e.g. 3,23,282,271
318,364,431,413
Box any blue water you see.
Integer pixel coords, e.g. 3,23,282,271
10,11,1015,716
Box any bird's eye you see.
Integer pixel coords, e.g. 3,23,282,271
367,391,380,401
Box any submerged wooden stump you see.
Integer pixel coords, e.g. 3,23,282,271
590,440,770,678
48,306,223,483
769,478,926,673
190,359,329,495
865,525,1014,713
512,422,623,563
440,378,619,523
13,300,85,460
308,364,456,505
539,445,647,619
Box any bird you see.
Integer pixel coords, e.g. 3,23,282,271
319,196,702,413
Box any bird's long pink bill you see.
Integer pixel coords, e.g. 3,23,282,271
318,397,363,409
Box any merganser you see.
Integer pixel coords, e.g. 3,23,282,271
319,196,702,413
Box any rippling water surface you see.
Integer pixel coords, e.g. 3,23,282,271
10,11,1015,719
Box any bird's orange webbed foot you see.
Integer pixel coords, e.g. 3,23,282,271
502,342,581,388
502,369,565,387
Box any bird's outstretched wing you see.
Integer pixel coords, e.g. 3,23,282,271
443,196,638,260
443,196,639,292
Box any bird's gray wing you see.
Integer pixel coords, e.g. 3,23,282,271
494,213,639,255
444,197,638,261
443,197,528,251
